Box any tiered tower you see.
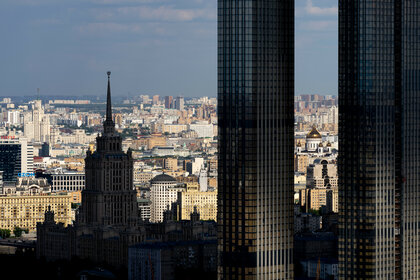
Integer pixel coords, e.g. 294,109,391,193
77,71,139,228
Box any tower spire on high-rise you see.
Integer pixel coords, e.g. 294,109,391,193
104,71,115,134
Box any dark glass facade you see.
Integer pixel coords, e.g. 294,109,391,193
217,1,294,279
0,144,21,182
339,1,420,278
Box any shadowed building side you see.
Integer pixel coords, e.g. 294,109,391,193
218,1,295,279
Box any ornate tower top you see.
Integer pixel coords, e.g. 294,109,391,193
103,71,115,135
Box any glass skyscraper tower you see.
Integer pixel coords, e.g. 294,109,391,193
217,1,294,279
339,1,420,279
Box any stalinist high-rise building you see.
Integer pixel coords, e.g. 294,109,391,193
217,1,294,279
24,99,50,143
77,71,140,229
37,72,144,267
339,1,420,279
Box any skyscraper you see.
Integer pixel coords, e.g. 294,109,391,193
37,72,144,267
78,71,140,228
165,96,173,109
0,137,33,182
339,1,420,279
218,1,294,279
176,96,184,111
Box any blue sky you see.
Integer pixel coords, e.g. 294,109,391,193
0,0,338,97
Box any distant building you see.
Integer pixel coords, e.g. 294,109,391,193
150,174,183,223
37,72,145,267
294,232,338,260
0,137,34,183
165,96,173,109
163,158,178,171
177,183,217,221
3,177,51,196
128,240,217,280
0,193,71,232
50,172,85,192
175,96,184,111
152,95,160,105
294,212,322,233
300,258,338,280
24,100,50,143
300,160,338,213
294,153,309,174
185,158,203,176
137,198,151,221
199,169,208,192
189,122,214,138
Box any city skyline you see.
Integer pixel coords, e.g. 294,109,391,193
1,0,338,97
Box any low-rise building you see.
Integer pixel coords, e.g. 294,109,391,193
0,193,72,232
177,183,217,221
128,240,217,280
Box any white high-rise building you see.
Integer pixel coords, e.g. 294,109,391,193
199,169,208,192
7,110,21,125
150,174,183,223
24,100,50,143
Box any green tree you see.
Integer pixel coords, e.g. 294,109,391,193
13,227,23,238
0,229,11,239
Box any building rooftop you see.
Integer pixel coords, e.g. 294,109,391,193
151,173,176,183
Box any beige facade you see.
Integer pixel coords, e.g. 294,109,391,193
300,187,338,213
162,124,187,134
178,184,217,221
164,158,178,171
294,154,309,173
0,194,72,232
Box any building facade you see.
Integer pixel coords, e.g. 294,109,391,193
339,1,420,279
37,72,144,267
0,193,71,232
218,0,295,279
177,183,217,221
150,174,182,223
0,138,34,183
49,172,85,192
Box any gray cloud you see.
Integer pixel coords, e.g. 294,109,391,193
116,5,216,21
305,0,337,16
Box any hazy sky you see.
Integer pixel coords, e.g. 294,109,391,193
0,0,338,97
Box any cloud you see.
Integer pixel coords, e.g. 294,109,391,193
90,0,165,4
76,22,144,34
305,0,337,16
300,20,337,31
116,5,216,21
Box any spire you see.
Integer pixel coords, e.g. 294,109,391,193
106,71,112,122
104,71,115,134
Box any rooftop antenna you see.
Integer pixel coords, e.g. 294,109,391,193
37,88,40,100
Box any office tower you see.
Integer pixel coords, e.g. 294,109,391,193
0,137,33,182
339,1,420,279
165,96,173,109
218,1,294,279
175,96,184,111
